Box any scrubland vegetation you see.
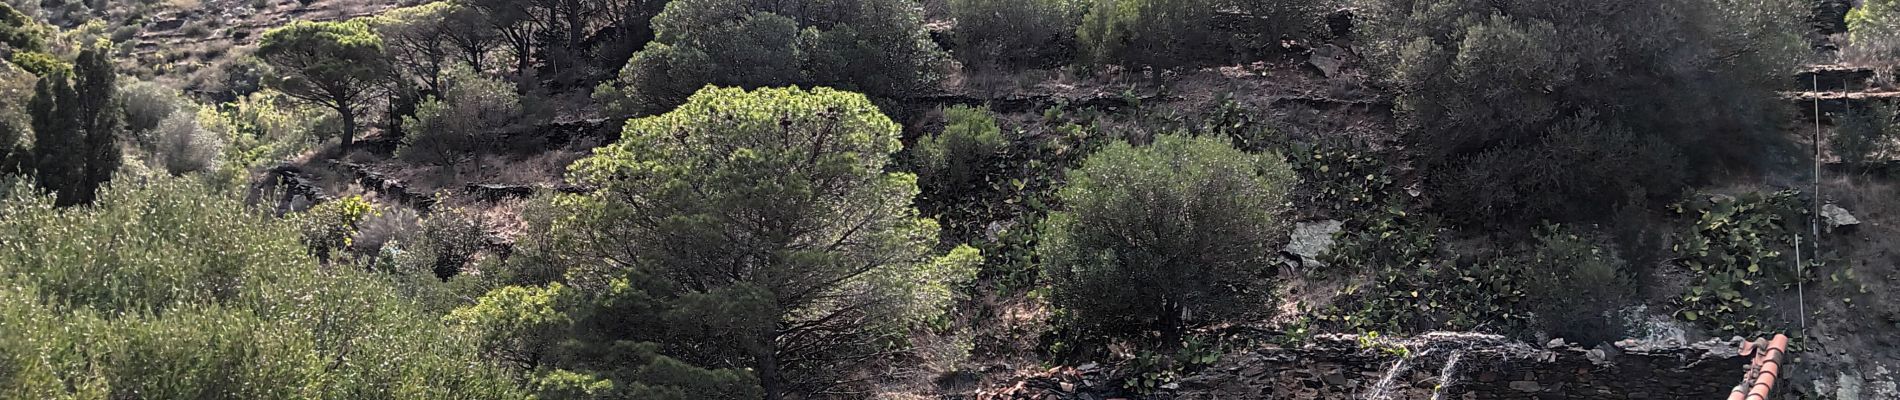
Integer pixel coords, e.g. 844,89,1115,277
0,0,1896,397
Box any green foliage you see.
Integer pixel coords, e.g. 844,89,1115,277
208,90,328,173
598,0,949,115
6,51,64,76
447,282,571,371
1834,104,1899,172
0,2,45,52
1076,0,1218,69
295,195,377,264
147,106,226,175
120,80,191,137
915,105,1007,200
948,0,1081,70
1848,0,1899,50
402,205,489,280
0,178,521,399
540,86,981,398
256,20,390,147
1040,134,1296,344
1670,191,1809,335
399,65,522,170
29,47,120,207
1316,204,1533,334
1357,0,1805,226
1120,335,1227,393
1519,225,1631,343
1286,140,1395,215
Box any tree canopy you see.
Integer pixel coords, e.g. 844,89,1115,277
503,85,979,399
257,20,390,147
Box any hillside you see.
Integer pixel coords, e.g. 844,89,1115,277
0,0,1898,398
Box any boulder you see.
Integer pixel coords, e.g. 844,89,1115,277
1283,220,1343,270
1306,45,1350,79
1823,203,1860,230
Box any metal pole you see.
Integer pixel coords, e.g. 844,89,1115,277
1796,235,1805,330
1804,74,1822,332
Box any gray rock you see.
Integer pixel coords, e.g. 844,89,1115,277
1284,220,1344,270
1307,45,1349,78
1823,203,1860,230
1510,380,1543,392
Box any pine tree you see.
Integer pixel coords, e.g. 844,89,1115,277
27,47,122,206
73,48,119,205
29,70,81,206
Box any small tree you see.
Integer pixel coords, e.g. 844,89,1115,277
399,65,521,176
256,20,390,148
542,86,980,398
1040,134,1296,344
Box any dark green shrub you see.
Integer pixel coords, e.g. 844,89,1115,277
1833,104,1898,173
539,86,981,398
1076,0,1219,69
1357,0,1805,226
948,0,1080,70
1040,134,1296,344
399,66,522,174
915,105,1006,199
1520,225,1631,344
597,0,948,115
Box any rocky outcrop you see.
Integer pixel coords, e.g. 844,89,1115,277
977,333,1750,400
1283,220,1343,271
331,160,437,212
254,165,329,216
466,183,536,203
1179,333,1745,399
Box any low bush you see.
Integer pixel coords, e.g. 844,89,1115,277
1041,134,1296,345
148,108,226,175
914,105,1007,200
1670,191,1809,336
0,179,520,398
1519,225,1631,343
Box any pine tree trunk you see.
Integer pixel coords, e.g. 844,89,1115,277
759,343,782,400
339,106,357,148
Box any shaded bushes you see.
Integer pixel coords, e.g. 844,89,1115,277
1356,0,1805,226
948,0,1081,70
596,0,949,115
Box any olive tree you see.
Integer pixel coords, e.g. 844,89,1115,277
507,86,979,399
256,20,391,147
1040,134,1296,344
